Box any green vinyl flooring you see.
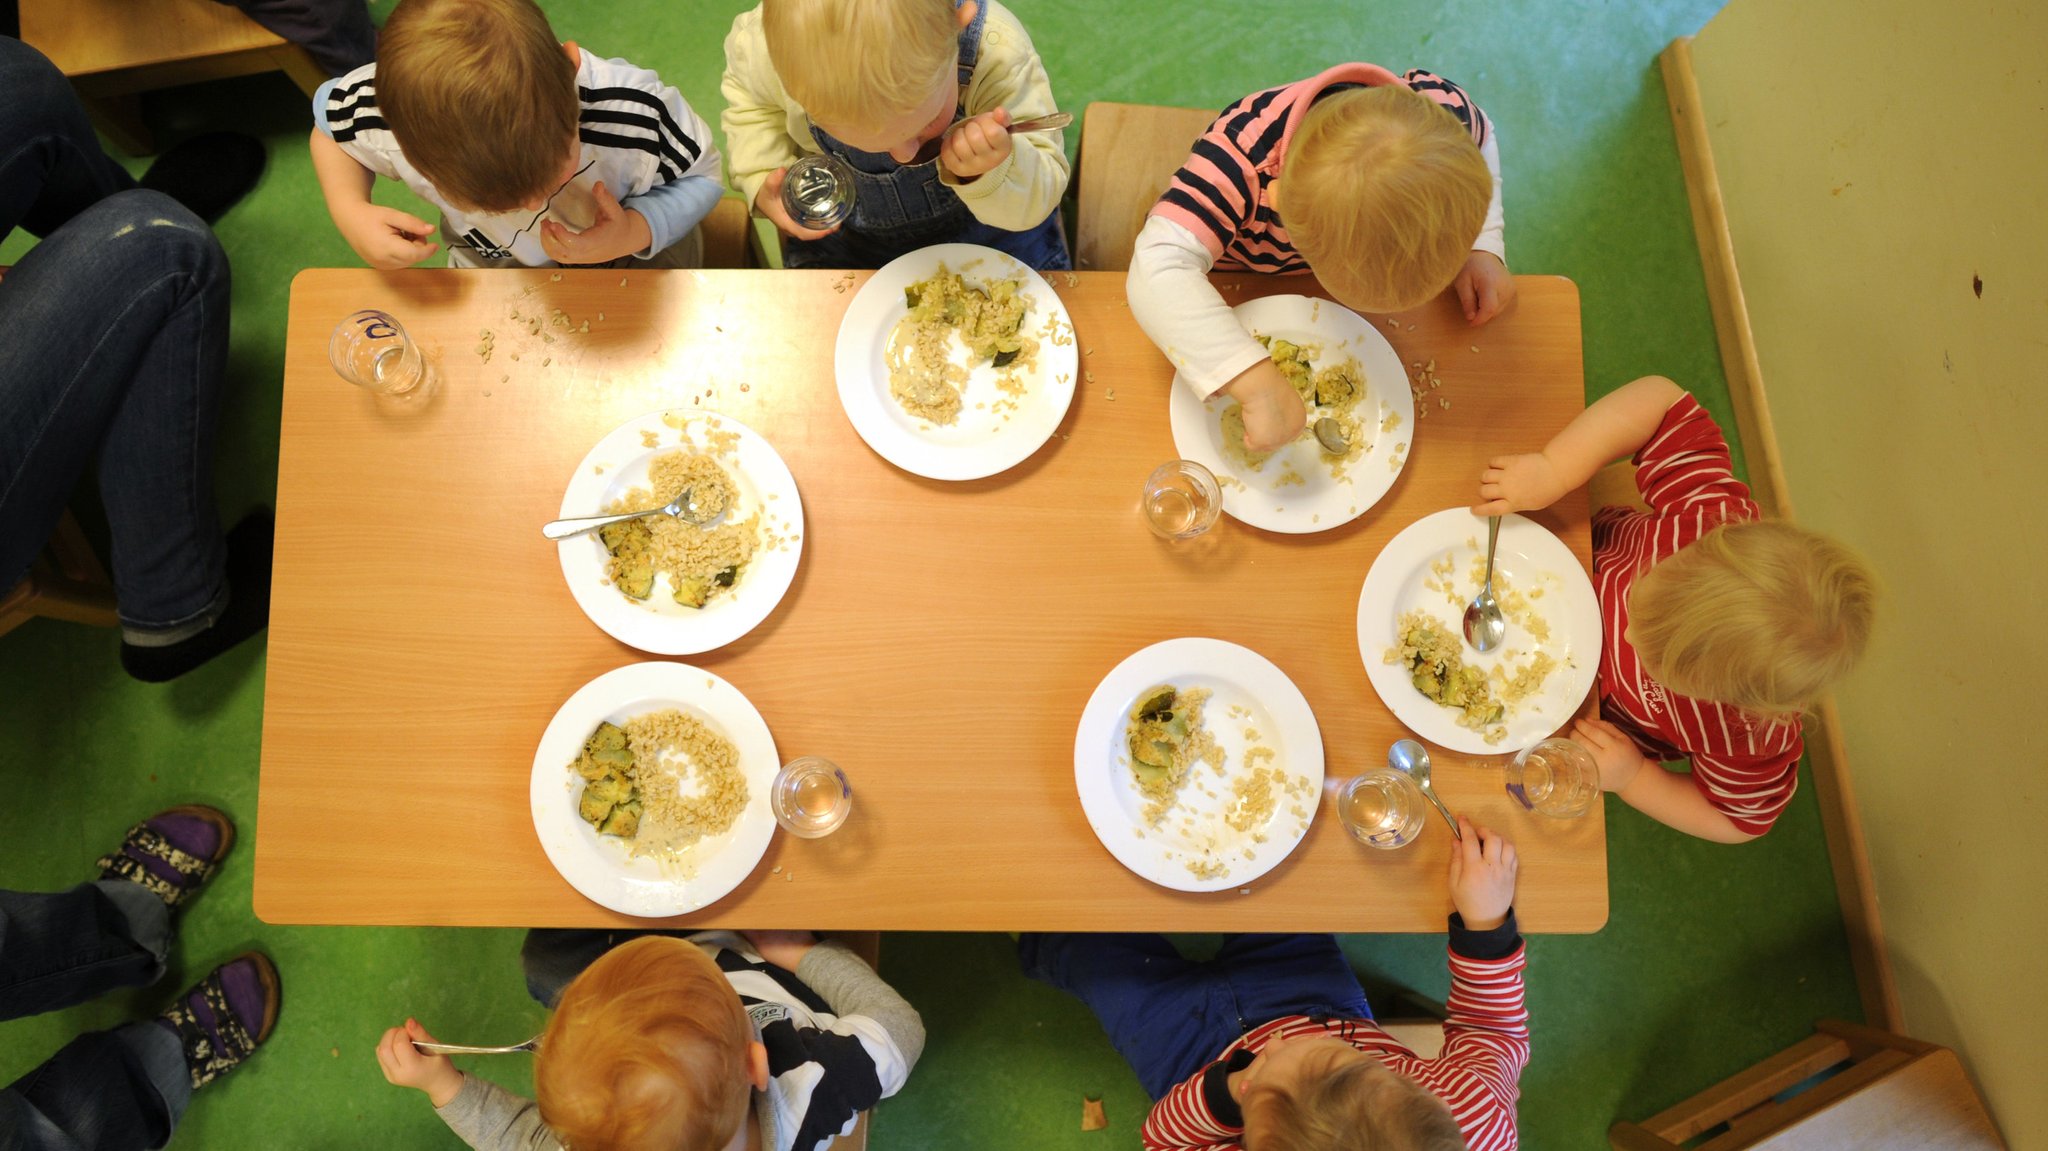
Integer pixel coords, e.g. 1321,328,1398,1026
0,1,1861,1146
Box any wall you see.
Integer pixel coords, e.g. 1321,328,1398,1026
1689,0,2046,1143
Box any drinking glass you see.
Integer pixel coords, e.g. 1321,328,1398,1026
1336,769,1426,850
771,756,852,838
329,309,426,394
1142,460,1222,540
781,155,857,232
1505,738,1601,818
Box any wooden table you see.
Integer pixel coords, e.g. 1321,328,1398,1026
256,269,1605,932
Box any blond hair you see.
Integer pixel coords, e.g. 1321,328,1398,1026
1243,1052,1466,1151
1629,519,1877,719
761,0,957,133
534,937,754,1151
377,0,578,213
1280,85,1492,313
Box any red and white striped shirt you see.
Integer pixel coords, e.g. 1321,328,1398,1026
1140,941,1528,1151
1592,395,1802,836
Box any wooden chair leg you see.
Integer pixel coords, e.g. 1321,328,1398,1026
272,43,328,98
81,91,154,155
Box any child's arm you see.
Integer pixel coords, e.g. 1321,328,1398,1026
1451,134,1514,326
375,1019,561,1151
1572,717,1762,843
1139,1055,1247,1151
720,10,837,241
1438,819,1531,1091
1473,375,1684,515
787,936,928,1093
942,7,1070,232
309,129,440,268
542,58,725,265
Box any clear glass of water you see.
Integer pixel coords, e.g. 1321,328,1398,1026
329,309,426,394
1336,769,1426,850
771,756,852,838
1505,737,1601,818
1142,460,1222,540
781,155,857,231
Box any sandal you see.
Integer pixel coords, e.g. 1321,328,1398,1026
158,953,281,1089
97,805,235,909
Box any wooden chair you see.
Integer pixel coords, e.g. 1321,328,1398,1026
1072,102,1218,272
820,932,883,1151
1609,1020,2005,1150
700,196,756,269
1,510,120,641
19,0,329,154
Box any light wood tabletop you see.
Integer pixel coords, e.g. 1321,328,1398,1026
256,268,1605,932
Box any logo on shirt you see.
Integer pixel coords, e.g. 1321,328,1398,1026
747,1001,791,1029
461,228,512,261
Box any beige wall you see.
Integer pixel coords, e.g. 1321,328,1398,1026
1690,0,2047,1144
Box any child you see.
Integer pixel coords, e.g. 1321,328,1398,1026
1474,375,1877,842
375,930,922,1151
1022,816,1528,1151
721,0,1070,269
310,0,723,270
1129,65,1512,452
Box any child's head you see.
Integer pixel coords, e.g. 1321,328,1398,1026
1237,1032,1467,1151
377,0,582,213
1628,520,1877,718
761,0,970,160
1277,85,1492,315
534,937,764,1151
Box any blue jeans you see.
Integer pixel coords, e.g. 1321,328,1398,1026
0,883,192,1151
1018,933,1373,1100
0,38,233,637
211,0,375,76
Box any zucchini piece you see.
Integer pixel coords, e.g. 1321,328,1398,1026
618,559,654,600
714,566,738,588
674,574,711,608
598,801,641,838
578,786,615,827
991,347,1020,368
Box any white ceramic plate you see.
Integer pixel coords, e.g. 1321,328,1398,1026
557,409,803,655
1169,295,1414,533
1073,638,1324,893
833,242,1079,480
1356,508,1601,754
530,661,780,917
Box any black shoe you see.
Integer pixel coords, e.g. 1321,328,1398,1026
121,511,275,683
139,132,267,224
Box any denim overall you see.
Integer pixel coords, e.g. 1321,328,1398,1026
788,1,1070,271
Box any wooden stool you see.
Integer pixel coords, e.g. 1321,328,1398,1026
1609,1019,2005,1150
1073,102,1217,272
20,0,329,155
1,510,120,641
700,196,756,269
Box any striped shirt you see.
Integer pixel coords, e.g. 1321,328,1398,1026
1141,925,1528,1151
1593,395,1802,836
1152,63,1493,272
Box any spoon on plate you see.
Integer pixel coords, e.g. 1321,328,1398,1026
412,1034,541,1057
1312,418,1349,454
1462,515,1506,654
542,487,725,541
1388,739,1462,840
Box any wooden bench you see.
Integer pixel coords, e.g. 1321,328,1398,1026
1073,101,1217,272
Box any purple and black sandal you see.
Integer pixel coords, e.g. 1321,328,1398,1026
158,953,281,1089
96,805,234,909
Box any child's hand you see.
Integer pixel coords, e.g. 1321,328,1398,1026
1453,251,1515,327
540,182,653,266
754,167,843,241
742,929,818,970
1218,360,1307,453
375,1018,464,1108
336,202,438,269
1447,816,1517,931
940,107,1013,182
1571,717,1648,793
1474,451,1567,516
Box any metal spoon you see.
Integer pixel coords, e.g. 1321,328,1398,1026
1462,515,1506,653
936,111,1072,153
541,487,724,541
412,1034,541,1056
1388,739,1463,840
1312,418,1349,454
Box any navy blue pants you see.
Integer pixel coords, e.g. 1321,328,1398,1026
1018,933,1373,1100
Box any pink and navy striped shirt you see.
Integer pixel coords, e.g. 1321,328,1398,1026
1151,63,1492,273
1593,395,1802,837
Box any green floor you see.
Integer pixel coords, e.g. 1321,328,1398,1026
0,1,1862,1146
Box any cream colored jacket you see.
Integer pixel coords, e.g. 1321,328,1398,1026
720,1,1069,232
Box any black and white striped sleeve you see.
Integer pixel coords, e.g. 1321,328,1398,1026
313,64,402,179
577,55,723,192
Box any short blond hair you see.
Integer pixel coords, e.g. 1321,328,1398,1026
1243,1051,1466,1151
1280,85,1492,314
378,0,578,213
534,937,754,1151
1629,519,1877,719
762,0,957,133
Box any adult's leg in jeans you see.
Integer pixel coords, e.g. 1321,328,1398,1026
0,39,136,243
1213,934,1373,1026
0,191,231,633
0,884,171,1022
0,1022,191,1151
210,0,376,76
1017,934,1243,1099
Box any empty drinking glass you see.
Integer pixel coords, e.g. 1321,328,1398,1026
1142,460,1222,540
771,756,852,838
330,309,426,394
1336,769,1426,850
1505,737,1601,818
781,155,856,232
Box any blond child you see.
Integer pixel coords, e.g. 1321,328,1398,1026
375,930,923,1151
1129,65,1513,452
309,0,723,269
1476,375,1877,842
1022,817,1527,1151
721,0,1070,269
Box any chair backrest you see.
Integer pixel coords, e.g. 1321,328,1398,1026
1074,102,1218,272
